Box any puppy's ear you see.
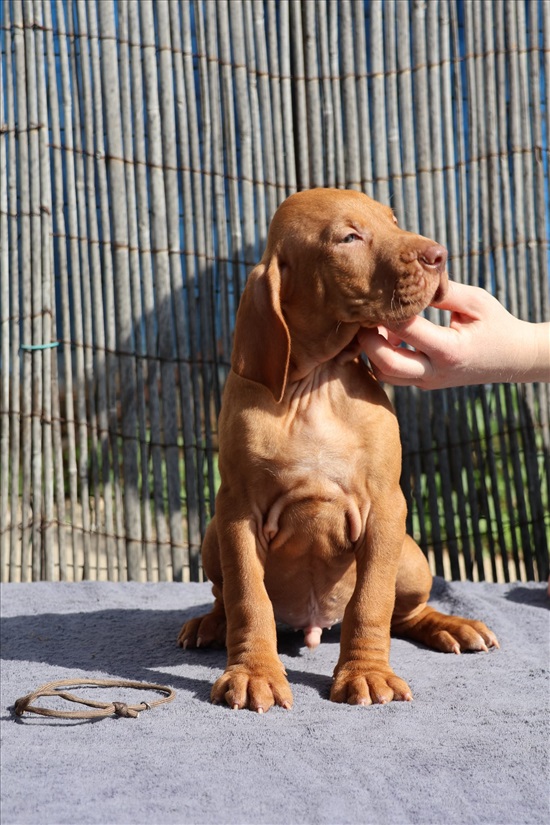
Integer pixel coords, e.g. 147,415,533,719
231,259,290,403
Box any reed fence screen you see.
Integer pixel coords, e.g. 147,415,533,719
1,0,549,584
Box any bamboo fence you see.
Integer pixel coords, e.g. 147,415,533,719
0,0,548,583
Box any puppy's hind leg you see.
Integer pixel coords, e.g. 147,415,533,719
392,536,499,654
178,519,227,649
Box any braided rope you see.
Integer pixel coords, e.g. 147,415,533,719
14,679,176,720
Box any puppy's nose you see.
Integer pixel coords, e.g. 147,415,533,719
419,244,448,274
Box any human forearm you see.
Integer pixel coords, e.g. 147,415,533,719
515,321,550,383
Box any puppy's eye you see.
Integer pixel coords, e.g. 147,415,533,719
341,233,361,244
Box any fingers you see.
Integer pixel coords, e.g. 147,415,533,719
387,312,457,353
358,325,436,387
358,280,501,389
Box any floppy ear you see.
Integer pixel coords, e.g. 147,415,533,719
231,259,291,403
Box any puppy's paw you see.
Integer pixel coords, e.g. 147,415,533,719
394,608,499,654
178,610,226,649
425,615,499,654
331,664,413,706
211,663,293,713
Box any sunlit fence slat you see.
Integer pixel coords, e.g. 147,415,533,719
1,0,548,584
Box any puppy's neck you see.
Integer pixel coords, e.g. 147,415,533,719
285,317,361,382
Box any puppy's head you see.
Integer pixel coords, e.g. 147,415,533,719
267,188,448,328
232,188,448,401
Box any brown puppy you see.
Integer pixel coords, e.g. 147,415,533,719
178,188,498,712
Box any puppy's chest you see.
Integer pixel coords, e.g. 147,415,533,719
251,399,369,547
230,371,397,530
253,408,355,490
272,392,368,484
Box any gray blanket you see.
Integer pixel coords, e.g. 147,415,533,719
1,579,548,825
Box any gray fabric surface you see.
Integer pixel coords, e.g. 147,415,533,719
1,579,548,825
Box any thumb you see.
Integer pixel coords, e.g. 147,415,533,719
430,279,484,318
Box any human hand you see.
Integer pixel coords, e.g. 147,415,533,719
358,280,550,390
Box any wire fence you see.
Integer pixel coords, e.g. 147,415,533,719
1,0,549,583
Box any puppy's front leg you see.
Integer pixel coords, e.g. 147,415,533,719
211,516,293,712
332,493,413,705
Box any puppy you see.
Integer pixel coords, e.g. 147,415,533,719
179,189,498,712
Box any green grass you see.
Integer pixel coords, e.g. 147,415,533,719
406,384,549,580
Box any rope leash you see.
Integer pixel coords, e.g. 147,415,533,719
14,678,176,721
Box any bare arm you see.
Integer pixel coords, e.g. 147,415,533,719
359,281,550,390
